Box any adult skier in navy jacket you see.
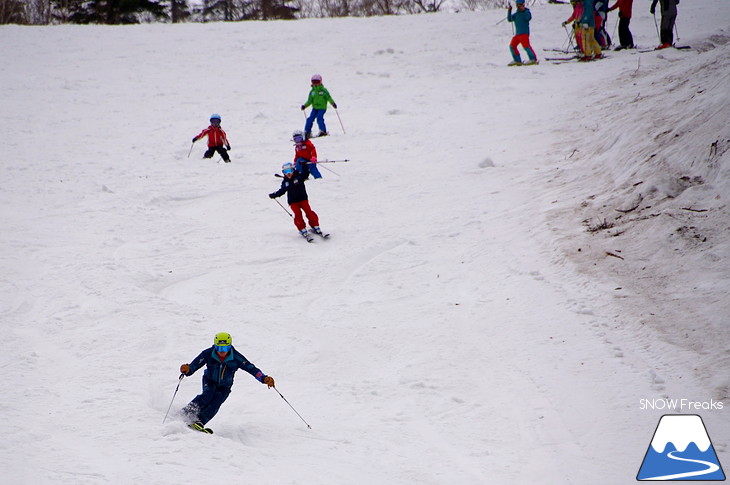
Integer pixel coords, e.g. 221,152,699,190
180,332,275,432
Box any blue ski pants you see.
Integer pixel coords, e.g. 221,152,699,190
295,157,322,179
305,109,327,135
185,379,231,425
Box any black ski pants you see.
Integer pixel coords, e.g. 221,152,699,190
660,13,676,45
618,16,634,48
204,145,230,162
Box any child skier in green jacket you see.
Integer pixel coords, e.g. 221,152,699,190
300,74,337,139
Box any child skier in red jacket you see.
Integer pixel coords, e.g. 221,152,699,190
192,113,231,163
292,130,322,179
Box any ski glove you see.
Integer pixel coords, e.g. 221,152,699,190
300,105,306,110
650,7,655,14
332,103,337,109
263,376,275,388
226,144,231,150
180,364,190,375
269,193,277,199
191,137,197,143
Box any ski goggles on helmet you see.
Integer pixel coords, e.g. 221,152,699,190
293,134,305,143
210,119,221,125
283,167,294,175
215,344,231,353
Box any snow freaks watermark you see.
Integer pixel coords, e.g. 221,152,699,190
639,398,724,411
636,414,726,481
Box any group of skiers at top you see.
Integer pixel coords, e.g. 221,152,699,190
506,0,680,65
191,73,337,241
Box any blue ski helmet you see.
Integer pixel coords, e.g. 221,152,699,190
210,113,221,122
282,162,295,175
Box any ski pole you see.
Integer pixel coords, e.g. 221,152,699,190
163,374,185,424
313,159,350,164
319,164,340,177
273,386,311,429
562,24,575,52
653,13,660,43
273,197,293,218
495,16,507,26
334,108,346,135
187,142,194,158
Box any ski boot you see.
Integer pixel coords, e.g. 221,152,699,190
310,226,330,239
188,421,214,434
300,229,314,242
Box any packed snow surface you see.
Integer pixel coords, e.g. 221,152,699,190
1,2,729,484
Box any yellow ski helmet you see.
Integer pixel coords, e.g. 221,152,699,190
214,332,232,346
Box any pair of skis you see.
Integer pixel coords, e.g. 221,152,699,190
546,54,609,63
544,45,691,63
637,45,691,53
301,228,330,243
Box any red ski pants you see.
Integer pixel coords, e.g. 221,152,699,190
290,200,319,231
509,34,537,61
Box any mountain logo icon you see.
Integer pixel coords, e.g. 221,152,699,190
637,414,726,481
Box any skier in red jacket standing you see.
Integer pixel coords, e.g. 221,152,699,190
609,0,634,50
192,113,231,163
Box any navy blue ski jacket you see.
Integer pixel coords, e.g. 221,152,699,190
185,346,267,389
270,163,311,205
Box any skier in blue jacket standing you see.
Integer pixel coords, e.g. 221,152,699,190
179,332,275,433
507,0,538,66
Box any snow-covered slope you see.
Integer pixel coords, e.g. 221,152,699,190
1,3,728,484
545,35,730,399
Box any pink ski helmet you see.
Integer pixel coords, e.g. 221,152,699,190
311,74,322,84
